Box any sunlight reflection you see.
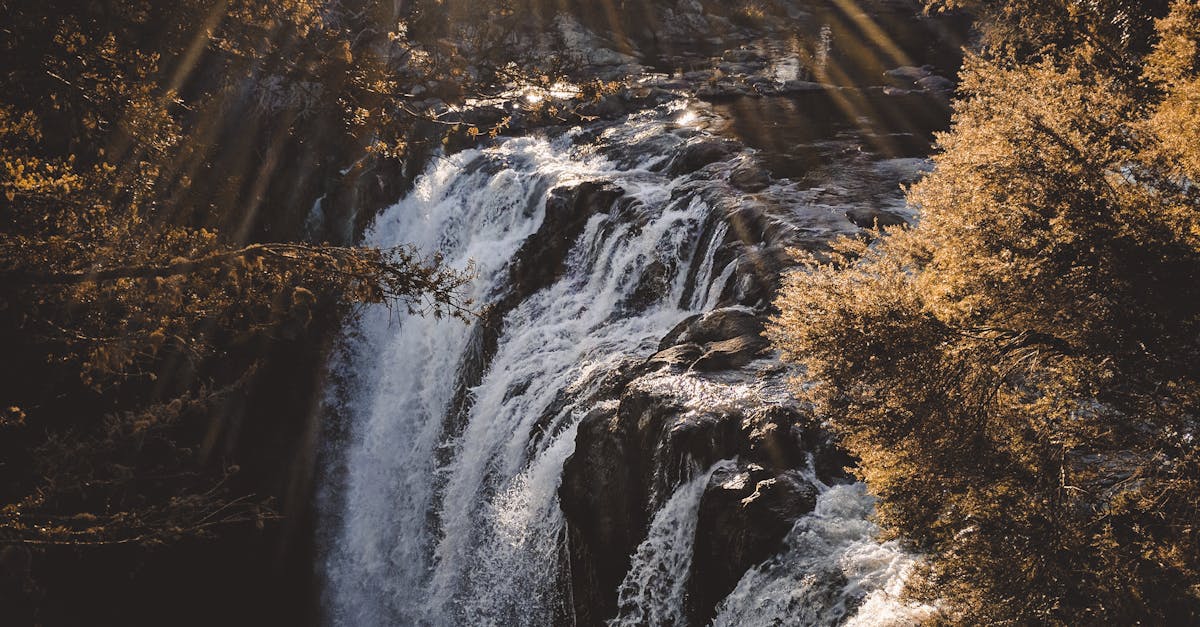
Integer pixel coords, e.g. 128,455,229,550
675,109,699,126
520,81,582,105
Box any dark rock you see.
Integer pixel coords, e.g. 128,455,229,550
744,405,855,482
647,343,704,369
725,203,768,244
692,334,770,371
669,138,741,175
743,405,808,471
714,246,789,308
883,65,934,87
722,48,765,63
623,86,677,107
560,359,849,626
658,314,703,351
560,378,742,625
729,161,771,192
528,356,643,455
670,308,764,346
779,79,825,93
916,74,955,95
624,259,673,312
688,465,819,624
509,182,624,298
846,207,909,229
719,61,765,76
560,404,646,627
579,94,628,119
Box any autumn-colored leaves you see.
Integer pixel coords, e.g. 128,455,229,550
769,1,1200,623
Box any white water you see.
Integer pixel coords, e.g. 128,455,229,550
322,113,736,625
713,478,935,626
609,461,735,627
322,109,931,625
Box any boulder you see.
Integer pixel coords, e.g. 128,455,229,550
646,343,704,369
729,161,771,192
687,465,819,624
658,314,703,351
669,138,741,175
691,334,770,371
668,308,764,347
846,207,908,229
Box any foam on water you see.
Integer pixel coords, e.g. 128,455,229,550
713,480,936,626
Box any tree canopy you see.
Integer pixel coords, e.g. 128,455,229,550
0,0,485,587
770,1,1200,622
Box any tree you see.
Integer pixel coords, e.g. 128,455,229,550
0,0,482,568
769,1,1200,622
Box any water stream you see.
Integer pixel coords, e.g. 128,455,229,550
320,101,930,625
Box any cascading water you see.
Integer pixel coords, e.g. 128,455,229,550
320,101,933,625
712,472,935,625
322,109,737,624
609,461,736,627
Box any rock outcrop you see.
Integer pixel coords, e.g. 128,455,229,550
559,305,853,625
688,465,820,623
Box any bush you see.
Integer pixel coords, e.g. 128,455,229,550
769,2,1200,622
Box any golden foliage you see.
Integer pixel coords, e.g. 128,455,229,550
0,0,484,555
771,1,1200,622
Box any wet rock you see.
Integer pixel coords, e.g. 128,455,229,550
622,86,677,107
725,203,768,243
658,314,703,351
743,405,808,471
691,334,770,371
687,465,819,624
744,404,856,483
625,259,674,312
667,308,764,347
884,64,934,86
729,161,771,192
723,48,765,64
561,380,742,625
649,314,769,372
509,182,624,298
779,79,825,93
719,61,765,76
846,207,909,229
669,138,741,175
916,74,955,95
561,359,848,626
714,246,790,308
647,342,705,369
560,403,647,627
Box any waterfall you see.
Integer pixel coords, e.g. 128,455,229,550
320,105,930,625
322,110,734,625
609,461,734,627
